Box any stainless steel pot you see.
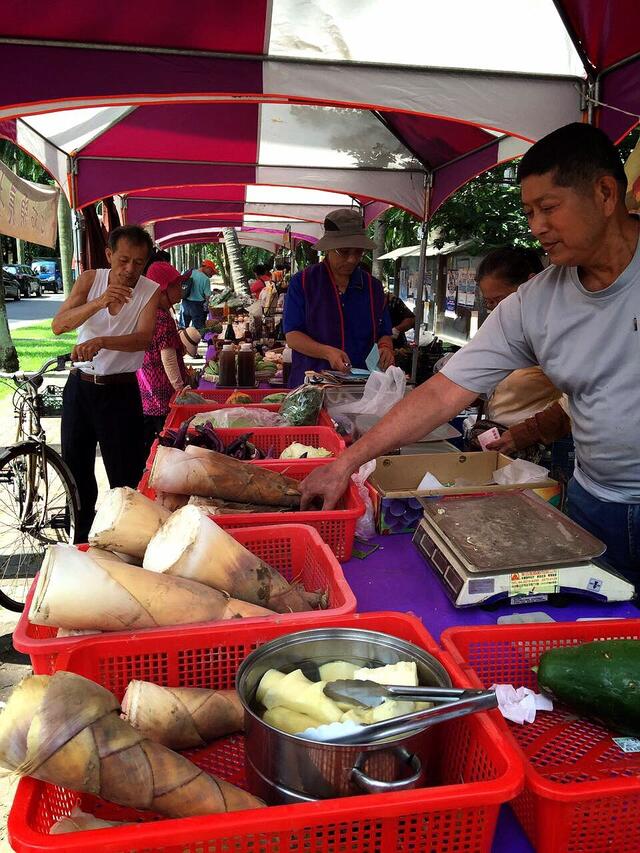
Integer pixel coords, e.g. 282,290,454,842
236,627,452,803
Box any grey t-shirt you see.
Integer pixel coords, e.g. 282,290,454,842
441,238,640,503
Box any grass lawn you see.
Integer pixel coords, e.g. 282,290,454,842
0,323,76,401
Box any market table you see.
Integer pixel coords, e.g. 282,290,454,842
342,532,639,853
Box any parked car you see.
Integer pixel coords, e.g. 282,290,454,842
4,264,43,297
2,270,21,301
31,258,62,293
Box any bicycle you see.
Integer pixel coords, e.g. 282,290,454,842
0,354,79,611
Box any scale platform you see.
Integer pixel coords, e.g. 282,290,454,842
412,491,635,608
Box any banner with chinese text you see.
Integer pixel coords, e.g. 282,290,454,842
0,161,59,248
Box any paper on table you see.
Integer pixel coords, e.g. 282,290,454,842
492,459,550,485
365,343,382,373
417,471,443,490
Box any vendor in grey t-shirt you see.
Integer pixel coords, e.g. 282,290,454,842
300,123,640,584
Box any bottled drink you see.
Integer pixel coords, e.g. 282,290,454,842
282,345,292,387
237,343,256,388
218,343,237,387
223,321,237,343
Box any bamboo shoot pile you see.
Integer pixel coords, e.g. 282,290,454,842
29,544,273,632
143,506,322,612
149,445,301,506
122,680,244,749
88,487,170,558
0,672,263,817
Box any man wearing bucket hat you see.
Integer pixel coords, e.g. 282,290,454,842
137,261,192,456
181,258,217,333
283,209,394,387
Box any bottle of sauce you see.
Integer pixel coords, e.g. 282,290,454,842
282,345,292,387
237,343,256,388
223,320,237,343
218,343,237,387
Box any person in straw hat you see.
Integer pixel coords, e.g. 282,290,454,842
283,209,394,387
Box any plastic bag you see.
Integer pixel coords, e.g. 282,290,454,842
492,459,550,485
331,367,406,419
191,408,283,428
279,385,325,426
352,459,377,540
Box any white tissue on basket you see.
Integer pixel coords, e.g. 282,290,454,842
492,683,553,724
299,719,364,742
492,458,549,485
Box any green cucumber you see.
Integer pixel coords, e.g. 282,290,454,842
537,640,640,736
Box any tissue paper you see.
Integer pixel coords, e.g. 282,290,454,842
492,683,553,724
492,459,549,485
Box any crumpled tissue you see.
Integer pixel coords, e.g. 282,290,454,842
492,683,553,724
492,458,549,485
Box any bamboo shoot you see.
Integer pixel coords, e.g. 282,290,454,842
50,807,125,833
0,672,263,817
143,507,315,612
89,487,170,558
149,445,300,506
29,544,273,632
122,680,244,749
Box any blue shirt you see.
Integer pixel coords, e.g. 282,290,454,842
284,263,392,383
185,269,211,303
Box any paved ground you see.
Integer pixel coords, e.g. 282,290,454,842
0,380,108,851
6,292,64,330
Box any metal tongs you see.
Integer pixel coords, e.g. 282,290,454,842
320,680,497,745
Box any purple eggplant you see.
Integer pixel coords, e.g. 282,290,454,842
195,421,225,453
265,446,277,459
174,415,196,450
158,430,179,447
225,433,254,459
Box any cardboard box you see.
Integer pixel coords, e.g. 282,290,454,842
368,452,558,535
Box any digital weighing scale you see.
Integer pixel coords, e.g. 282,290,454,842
412,491,635,607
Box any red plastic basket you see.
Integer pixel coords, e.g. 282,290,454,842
441,619,640,853
165,401,335,430
138,459,364,561
152,425,346,461
12,525,356,676
8,612,523,853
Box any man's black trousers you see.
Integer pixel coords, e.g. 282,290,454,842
61,371,146,542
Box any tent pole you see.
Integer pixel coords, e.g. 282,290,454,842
410,172,432,384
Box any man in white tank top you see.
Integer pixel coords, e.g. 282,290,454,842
52,225,160,541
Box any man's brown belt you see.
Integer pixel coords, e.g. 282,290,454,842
71,368,137,386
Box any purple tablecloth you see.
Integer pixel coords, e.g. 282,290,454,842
341,533,638,853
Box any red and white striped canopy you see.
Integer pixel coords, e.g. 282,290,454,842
1,0,637,246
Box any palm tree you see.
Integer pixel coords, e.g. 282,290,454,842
222,228,249,295
58,192,74,296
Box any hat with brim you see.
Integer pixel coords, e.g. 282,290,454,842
146,261,191,292
179,327,202,357
314,209,376,251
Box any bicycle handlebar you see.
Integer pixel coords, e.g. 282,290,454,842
0,354,72,383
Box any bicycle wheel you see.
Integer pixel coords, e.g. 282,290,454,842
0,443,79,611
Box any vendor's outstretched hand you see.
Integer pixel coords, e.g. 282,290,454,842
323,346,352,372
300,460,351,511
378,347,394,370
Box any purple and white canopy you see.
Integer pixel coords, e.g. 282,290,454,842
0,0,637,246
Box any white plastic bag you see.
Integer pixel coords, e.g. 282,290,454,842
331,366,406,419
191,408,284,428
352,459,377,540
492,459,549,485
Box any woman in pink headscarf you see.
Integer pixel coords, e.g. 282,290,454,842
137,261,190,456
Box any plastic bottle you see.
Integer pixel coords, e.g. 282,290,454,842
237,343,256,388
282,345,293,387
223,320,237,343
218,343,237,387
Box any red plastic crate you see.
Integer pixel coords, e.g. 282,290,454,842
8,612,523,853
153,425,346,460
441,619,640,853
165,401,335,430
13,525,356,676
138,459,364,561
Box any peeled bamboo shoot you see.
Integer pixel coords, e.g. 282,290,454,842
122,680,244,749
143,507,315,612
29,544,273,632
149,445,301,506
0,672,263,817
50,807,125,833
89,488,170,558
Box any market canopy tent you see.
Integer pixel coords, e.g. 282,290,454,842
0,0,638,245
